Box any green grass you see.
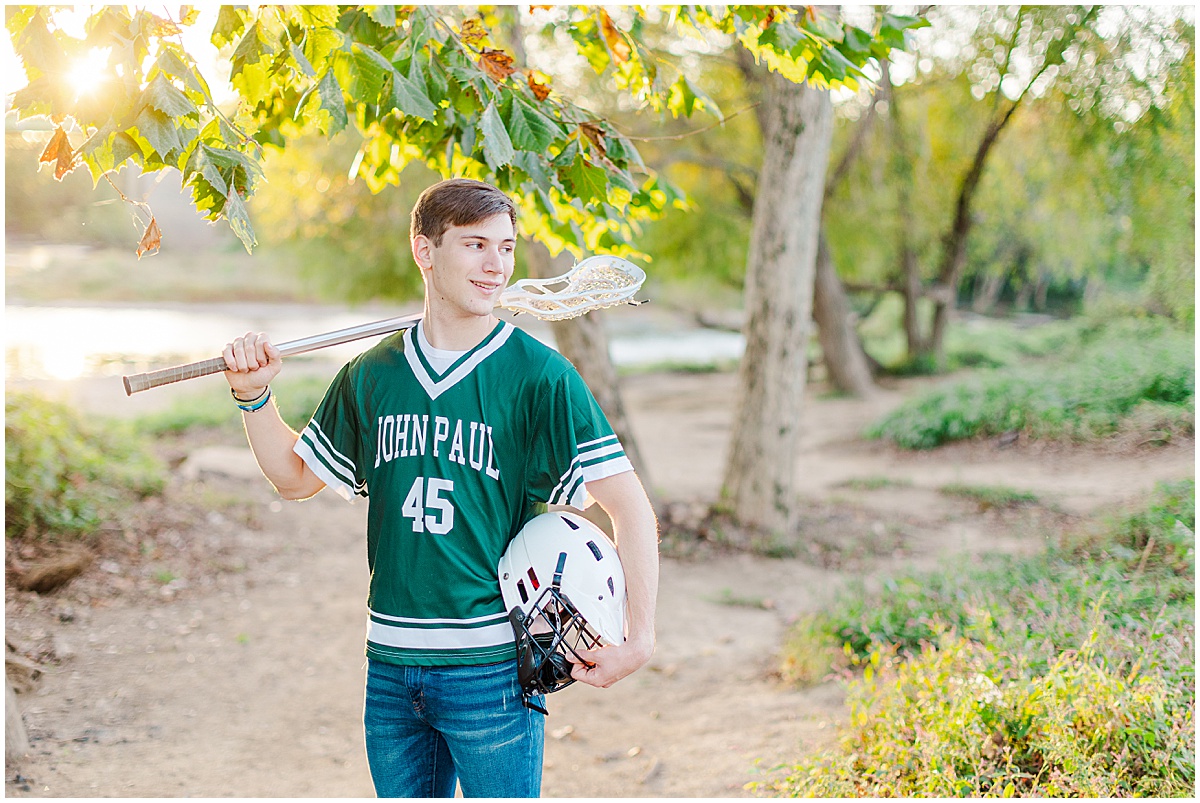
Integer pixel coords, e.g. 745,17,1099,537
868,318,1194,449
768,478,1196,797
836,476,914,491
939,483,1040,510
6,392,166,540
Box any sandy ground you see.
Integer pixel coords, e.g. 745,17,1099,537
5,368,1194,798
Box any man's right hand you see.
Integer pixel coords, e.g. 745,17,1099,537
223,332,283,398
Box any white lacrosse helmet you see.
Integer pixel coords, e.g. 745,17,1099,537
498,511,627,712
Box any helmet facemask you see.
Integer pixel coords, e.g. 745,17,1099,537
507,552,604,714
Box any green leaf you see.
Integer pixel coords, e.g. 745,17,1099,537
211,6,246,49
350,42,391,103
392,66,438,121
759,18,803,54
81,129,143,183
133,107,184,156
365,5,396,28
480,101,515,170
317,69,348,134
10,9,66,82
154,47,211,100
300,5,341,28
802,11,843,43
290,42,316,77
230,22,273,80
304,25,345,73
223,189,257,253
563,154,608,203
507,97,562,152
144,72,198,118
842,25,873,55
512,150,554,194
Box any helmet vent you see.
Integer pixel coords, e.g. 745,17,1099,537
586,540,604,561
517,579,529,604
607,577,615,596
526,567,541,591
560,515,580,530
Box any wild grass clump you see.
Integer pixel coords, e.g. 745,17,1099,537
868,318,1194,449
770,479,1195,797
5,392,165,540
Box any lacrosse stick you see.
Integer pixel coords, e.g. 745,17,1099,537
122,254,646,395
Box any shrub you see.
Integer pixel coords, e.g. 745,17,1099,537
5,392,165,540
767,633,1195,797
868,320,1194,449
770,480,1195,797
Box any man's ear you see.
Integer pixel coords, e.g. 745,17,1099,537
412,234,434,271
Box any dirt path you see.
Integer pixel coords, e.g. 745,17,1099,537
6,370,1193,797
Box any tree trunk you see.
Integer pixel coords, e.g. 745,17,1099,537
720,73,834,534
880,58,927,358
972,270,1006,314
523,242,658,514
813,228,877,397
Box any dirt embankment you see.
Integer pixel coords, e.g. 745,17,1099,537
6,370,1194,797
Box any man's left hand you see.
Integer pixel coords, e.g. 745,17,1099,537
569,637,654,689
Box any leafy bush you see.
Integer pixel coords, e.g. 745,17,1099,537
768,632,1195,797
771,480,1195,796
6,392,165,540
869,319,1194,449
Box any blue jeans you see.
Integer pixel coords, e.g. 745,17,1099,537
363,658,545,798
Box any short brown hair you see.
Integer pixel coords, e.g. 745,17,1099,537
410,179,517,246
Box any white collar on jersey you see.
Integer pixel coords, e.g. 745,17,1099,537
404,320,514,400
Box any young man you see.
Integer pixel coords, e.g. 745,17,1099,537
221,178,659,798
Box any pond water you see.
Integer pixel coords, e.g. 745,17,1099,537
4,302,745,382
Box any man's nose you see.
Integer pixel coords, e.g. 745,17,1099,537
482,248,506,273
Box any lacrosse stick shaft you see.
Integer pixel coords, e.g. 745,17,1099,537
122,312,424,395
122,254,646,396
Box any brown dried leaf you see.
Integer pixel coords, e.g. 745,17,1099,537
137,216,162,258
579,121,607,158
599,10,631,63
527,73,551,101
478,48,516,83
459,17,487,46
39,126,80,181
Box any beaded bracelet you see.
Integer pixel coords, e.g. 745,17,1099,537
234,386,272,413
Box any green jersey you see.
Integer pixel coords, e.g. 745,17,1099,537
293,320,632,666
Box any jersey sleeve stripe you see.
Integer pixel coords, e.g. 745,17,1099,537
294,431,364,502
577,434,619,450
308,420,358,476
549,439,628,504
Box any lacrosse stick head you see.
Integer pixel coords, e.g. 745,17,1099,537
498,254,646,321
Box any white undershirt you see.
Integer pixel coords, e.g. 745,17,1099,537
417,322,468,374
